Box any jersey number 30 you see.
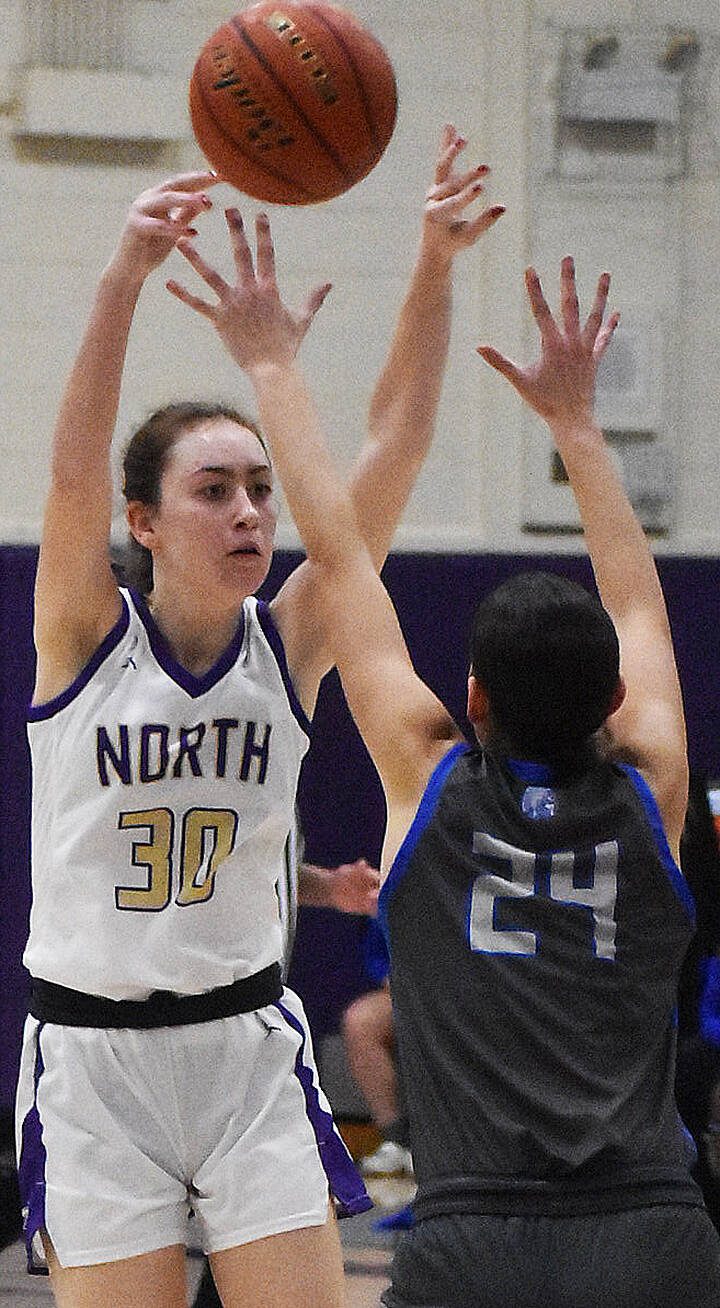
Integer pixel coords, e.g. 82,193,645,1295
469,831,619,960
116,807,238,911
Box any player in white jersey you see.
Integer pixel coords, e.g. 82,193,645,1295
15,127,504,1308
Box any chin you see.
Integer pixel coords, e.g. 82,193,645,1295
225,553,269,592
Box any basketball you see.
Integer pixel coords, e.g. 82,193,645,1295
189,1,397,205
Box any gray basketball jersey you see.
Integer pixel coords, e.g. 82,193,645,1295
25,590,310,1000
379,742,701,1216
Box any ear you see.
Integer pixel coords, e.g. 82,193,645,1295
467,672,491,731
605,674,627,720
126,501,156,551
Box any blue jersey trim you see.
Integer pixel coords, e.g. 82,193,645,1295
27,596,130,721
618,763,695,925
256,601,312,739
378,741,471,949
507,757,556,785
699,953,720,1047
130,589,246,699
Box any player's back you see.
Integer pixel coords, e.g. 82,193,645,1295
379,741,700,1218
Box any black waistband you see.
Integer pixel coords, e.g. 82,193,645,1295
413,1171,704,1219
29,963,283,1029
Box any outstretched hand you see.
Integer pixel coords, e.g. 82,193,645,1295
477,257,620,430
422,123,505,258
112,172,218,281
167,209,331,372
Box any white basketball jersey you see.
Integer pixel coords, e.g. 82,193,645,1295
25,590,310,1000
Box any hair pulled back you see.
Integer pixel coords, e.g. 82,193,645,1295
114,401,267,594
470,571,620,763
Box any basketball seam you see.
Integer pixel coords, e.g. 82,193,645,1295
192,67,314,201
230,15,351,186
308,7,384,157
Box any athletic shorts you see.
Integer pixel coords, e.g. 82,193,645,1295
15,987,369,1270
381,1206,720,1308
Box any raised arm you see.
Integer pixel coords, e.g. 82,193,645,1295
477,257,688,852
169,126,503,711
33,173,216,705
350,123,505,569
167,210,461,862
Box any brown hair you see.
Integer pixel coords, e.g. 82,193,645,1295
115,401,268,593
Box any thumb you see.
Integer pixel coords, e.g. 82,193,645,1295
298,282,333,337
476,345,525,390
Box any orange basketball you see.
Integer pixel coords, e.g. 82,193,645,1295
189,1,397,205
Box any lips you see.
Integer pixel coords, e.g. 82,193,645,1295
229,544,261,556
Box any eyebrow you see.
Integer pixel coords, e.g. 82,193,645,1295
193,463,272,476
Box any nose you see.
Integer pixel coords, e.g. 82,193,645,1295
233,486,259,527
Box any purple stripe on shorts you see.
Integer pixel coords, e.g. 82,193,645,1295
275,1000,372,1218
17,1027,50,1274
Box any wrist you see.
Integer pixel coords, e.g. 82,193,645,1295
100,257,147,300
247,358,298,386
548,413,604,446
416,234,455,278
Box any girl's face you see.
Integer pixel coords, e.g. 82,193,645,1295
130,418,277,605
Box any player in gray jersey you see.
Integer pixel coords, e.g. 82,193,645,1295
203,224,720,1306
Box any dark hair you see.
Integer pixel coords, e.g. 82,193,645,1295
469,571,620,760
117,401,268,593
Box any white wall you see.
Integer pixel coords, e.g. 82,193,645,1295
2,0,720,553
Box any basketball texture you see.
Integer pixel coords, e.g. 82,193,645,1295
189,1,397,205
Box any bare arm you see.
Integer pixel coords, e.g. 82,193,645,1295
477,258,688,852
168,126,503,712
247,354,461,852
298,859,380,914
350,124,505,570
33,173,216,704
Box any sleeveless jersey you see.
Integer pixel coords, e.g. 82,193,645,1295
379,742,701,1216
25,589,310,1001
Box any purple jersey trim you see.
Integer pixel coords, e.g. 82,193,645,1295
17,1025,50,1275
274,999,372,1218
255,601,312,739
618,762,696,925
129,589,246,699
27,597,130,722
378,742,471,951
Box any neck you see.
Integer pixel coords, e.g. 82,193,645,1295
147,586,244,676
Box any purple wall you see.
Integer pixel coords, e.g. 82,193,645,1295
3,545,720,1110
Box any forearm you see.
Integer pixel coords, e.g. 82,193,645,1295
297,864,342,908
552,417,669,634
352,241,452,568
50,262,144,493
250,360,364,568
367,239,452,439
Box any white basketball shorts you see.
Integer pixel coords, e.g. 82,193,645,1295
15,987,369,1269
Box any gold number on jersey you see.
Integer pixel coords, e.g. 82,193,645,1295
116,808,174,911
116,807,238,911
176,808,239,905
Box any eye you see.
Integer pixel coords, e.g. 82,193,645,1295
250,480,273,499
201,482,229,501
